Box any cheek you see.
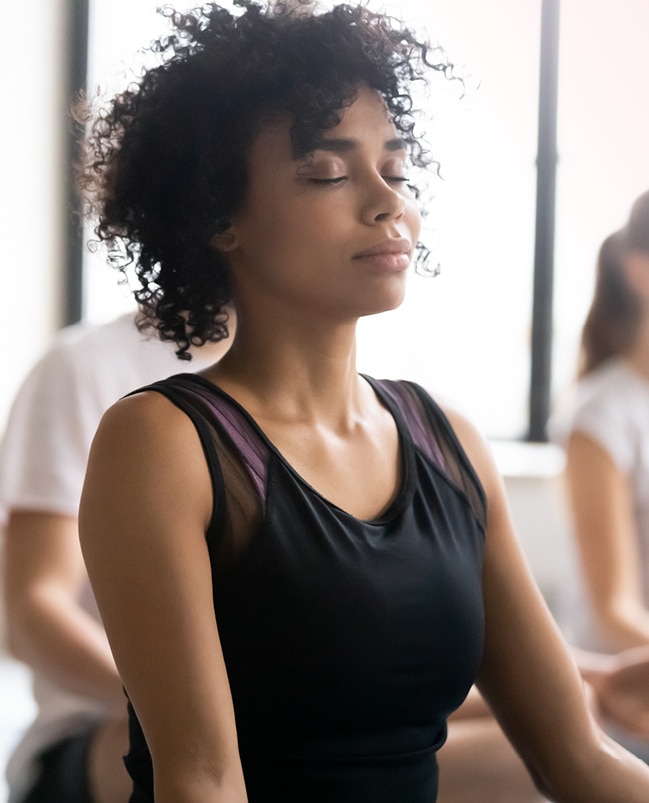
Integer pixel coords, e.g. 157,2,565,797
235,204,323,279
268,203,338,254
234,202,293,259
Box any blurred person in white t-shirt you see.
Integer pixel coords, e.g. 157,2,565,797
0,310,231,803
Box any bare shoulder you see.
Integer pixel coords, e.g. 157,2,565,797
95,388,189,442
83,389,213,537
90,389,204,472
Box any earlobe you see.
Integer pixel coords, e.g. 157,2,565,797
211,227,239,253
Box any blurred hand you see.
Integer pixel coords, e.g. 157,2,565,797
591,646,649,739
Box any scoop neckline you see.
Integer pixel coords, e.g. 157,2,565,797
172,371,416,526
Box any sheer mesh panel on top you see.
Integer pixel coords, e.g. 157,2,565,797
142,377,269,573
366,377,487,532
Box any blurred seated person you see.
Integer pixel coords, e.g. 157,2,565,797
0,309,232,803
551,190,649,760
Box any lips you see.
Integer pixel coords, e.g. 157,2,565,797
352,238,412,259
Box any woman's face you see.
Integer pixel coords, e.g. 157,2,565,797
221,84,422,323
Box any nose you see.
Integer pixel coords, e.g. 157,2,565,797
361,175,407,225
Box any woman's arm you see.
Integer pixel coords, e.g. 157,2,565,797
565,430,649,648
445,407,649,802
79,392,247,803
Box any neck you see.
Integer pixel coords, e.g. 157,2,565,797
209,311,369,426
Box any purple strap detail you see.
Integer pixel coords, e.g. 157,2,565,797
372,380,446,470
180,380,269,500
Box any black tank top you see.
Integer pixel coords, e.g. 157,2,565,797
124,374,486,802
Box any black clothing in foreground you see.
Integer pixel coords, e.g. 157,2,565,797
125,374,486,802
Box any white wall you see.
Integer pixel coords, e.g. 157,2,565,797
0,1,67,657
1,2,67,435
494,441,578,616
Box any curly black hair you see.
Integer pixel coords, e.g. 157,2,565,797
79,0,452,358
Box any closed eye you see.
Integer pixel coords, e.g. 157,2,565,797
307,175,411,187
308,177,347,185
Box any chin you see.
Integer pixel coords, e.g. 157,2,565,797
360,293,407,318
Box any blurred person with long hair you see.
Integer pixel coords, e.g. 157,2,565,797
552,190,649,760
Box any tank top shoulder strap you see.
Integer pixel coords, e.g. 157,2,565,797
364,376,487,531
136,373,271,494
125,373,270,569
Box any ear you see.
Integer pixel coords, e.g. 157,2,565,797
210,226,239,253
624,250,649,302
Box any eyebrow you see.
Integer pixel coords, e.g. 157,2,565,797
311,136,407,153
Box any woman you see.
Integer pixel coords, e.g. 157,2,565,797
551,192,649,758
78,3,649,801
